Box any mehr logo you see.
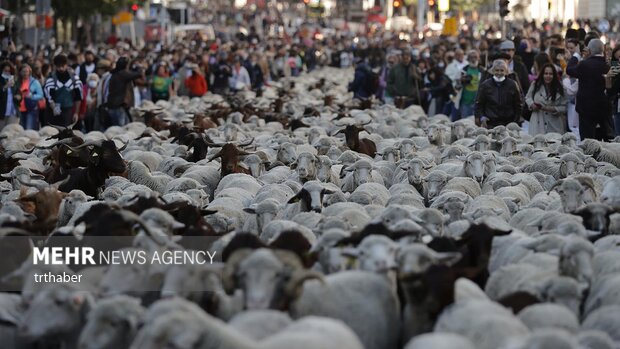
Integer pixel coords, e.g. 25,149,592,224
33,247,97,265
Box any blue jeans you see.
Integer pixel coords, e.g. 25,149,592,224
459,104,475,120
614,112,620,137
20,109,39,130
108,107,129,127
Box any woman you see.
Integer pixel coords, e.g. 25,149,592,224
0,61,19,129
16,64,44,130
184,63,208,98
526,63,567,135
83,73,100,132
529,53,553,83
151,63,175,102
229,57,251,92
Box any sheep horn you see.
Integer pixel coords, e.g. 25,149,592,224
47,123,68,131
283,269,325,299
4,147,36,158
16,177,49,191
66,140,104,151
208,150,223,161
115,140,129,152
236,137,254,148
547,179,564,195
35,138,75,149
221,249,254,294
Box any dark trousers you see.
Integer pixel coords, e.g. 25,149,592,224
47,107,73,127
579,113,614,141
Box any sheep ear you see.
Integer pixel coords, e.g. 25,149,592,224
288,193,301,204
243,205,257,214
493,208,504,215
434,251,462,266
340,247,360,258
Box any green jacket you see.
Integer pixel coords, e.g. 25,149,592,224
387,63,422,99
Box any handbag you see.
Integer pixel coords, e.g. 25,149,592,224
24,97,38,111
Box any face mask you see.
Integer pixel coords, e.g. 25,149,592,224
1,73,10,79
88,80,98,88
186,70,193,78
438,62,445,68
469,60,479,66
493,76,506,82
422,52,431,59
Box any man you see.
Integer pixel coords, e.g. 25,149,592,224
566,39,614,141
348,57,373,100
44,54,82,127
105,57,144,127
456,50,483,120
387,50,422,108
76,51,97,84
499,40,530,94
474,60,523,128
445,49,467,85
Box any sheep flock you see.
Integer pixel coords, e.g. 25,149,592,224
0,66,620,349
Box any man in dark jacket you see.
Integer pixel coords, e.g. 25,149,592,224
499,40,530,94
566,39,614,141
106,57,144,127
348,57,373,100
387,50,422,107
475,60,523,128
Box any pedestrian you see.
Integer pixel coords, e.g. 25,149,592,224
151,62,175,103
0,61,19,129
83,73,100,132
606,46,620,137
348,57,373,100
379,51,399,105
423,66,454,116
184,63,208,98
526,63,567,135
499,40,530,94
474,59,523,128
563,39,582,139
16,64,44,130
43,54,83,127
566,39,614,141
387,50,423,108
211,52,232,95
106,56,144,127
76,50,97,84
456,50,483,120
229,56,251,92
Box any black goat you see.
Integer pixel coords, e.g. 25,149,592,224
56,140,127,197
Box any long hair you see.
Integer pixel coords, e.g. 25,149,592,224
533,63,564,101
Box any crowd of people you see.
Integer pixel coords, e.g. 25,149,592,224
0,18,619,141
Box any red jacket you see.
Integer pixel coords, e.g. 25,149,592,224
185,73,208,97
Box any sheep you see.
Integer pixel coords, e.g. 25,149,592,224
403,333,475,349
228,310,293,340
19,284,94,349
223,248,399,349
439,177,482,199
464,194,511,222
549,178,594,213
504,329,580,349
127,160,173,194
581,305,620,342
517,303,579,332
131,305,364,349
579,139,620,168
78,295,145,349
601,175,620,209
434,152,486,183
340,159,384,193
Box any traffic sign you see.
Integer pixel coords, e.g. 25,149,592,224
112,11,134,25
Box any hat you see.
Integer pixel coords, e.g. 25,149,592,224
499,40,515,50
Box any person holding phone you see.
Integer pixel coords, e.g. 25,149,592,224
606,46,620,137
526,63,567,135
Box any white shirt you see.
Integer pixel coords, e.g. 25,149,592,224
229,66,251,90
445,59,468,86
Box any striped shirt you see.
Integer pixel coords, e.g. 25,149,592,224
43,71,83,104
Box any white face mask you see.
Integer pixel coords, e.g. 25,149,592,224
493,75,506,82
2,73,11,79
88,80,98,88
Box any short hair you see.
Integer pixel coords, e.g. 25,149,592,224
587,39,604,55
492,59,508,70
53,54,68,67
